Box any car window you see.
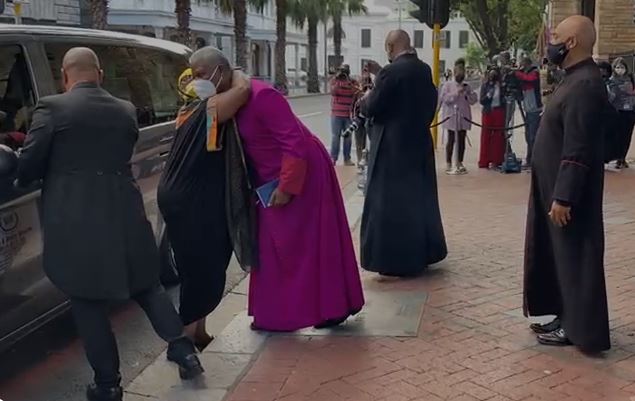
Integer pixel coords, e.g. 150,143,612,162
44,43,188,128
0,45,35,151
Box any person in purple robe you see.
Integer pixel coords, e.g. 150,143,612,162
190,47,365,331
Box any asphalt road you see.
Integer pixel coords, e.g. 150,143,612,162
0,94,332,401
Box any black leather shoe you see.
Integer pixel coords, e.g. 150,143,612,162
86,384,123,401
167,337,204,380
537,328,572,347
176,354,204,380
530,318,561,334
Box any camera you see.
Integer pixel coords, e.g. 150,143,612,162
501,66,523,100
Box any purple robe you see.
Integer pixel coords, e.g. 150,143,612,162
236,80,365,331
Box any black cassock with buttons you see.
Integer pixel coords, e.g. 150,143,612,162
523,59,611,352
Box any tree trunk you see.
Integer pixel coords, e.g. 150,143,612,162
474,0,500,58
333,12,342,59
234,0,248,70
174,0,192,46
89,0,109,30
274,0,288,93
307,15,320,93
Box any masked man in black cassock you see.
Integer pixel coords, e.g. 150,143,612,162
524,15,611,353
359,30,447,277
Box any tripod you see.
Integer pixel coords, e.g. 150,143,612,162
499,96,526,174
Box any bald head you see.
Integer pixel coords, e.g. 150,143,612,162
552,15,596,67
61,47,102,91
189,46,232,93
385,30,412,62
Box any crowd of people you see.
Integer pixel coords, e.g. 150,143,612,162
8,12,629,401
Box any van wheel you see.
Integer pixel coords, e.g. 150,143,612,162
160,232,179,287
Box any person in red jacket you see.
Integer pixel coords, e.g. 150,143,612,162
330,64,359,166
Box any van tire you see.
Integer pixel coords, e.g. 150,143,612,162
159,232,180,287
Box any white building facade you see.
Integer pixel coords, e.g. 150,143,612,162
0,0,81,25
107,0,308,84
319,0,477,77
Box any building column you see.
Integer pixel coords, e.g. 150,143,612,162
153,27,165,39
295,43,300,86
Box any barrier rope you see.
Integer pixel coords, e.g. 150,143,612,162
429,116,452,129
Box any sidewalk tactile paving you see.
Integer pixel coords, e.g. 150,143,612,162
287,287,427,337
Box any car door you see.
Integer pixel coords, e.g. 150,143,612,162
0,38,69,348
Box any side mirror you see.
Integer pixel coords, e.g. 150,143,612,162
0,144,18,178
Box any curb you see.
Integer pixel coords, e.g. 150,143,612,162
124,188,365,401
286,93,330,99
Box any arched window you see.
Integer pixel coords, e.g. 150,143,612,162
580,0,595,22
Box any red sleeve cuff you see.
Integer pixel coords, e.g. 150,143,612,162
279,154,307,195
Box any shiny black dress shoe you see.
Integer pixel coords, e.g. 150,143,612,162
530,318,561,334
314,316,348,329
167,337,205,380
537,328,572,347
86,384,123,401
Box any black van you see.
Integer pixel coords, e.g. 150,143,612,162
0,24,190,351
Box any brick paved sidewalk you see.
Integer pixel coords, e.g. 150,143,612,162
223,149,635,401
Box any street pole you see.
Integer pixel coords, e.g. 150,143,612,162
14,2,22,24
324,21,328,93
398,0,402,29
431,23,441,148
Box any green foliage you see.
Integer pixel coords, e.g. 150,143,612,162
464,42,487,71
450,0,547,57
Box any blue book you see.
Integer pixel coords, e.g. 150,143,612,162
255,179,280,208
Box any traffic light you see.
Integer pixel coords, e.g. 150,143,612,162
429,0,450,29
409,0,429,24
409,0,450,29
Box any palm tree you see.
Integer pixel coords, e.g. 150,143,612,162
288,0,327,93
174,0,192,45
274,0,288,93
215,0,268,70
88,0,109,30
328,0,366,60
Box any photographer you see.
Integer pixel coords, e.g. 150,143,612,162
515,57,543,166
330,64,359,166
354,68,374,166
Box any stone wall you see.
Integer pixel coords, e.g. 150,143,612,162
595,0,635,57
549,0,635,58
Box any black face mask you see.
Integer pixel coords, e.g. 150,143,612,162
547,42,569,67
455,75,465,83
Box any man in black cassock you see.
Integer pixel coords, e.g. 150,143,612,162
360,30,447,277
523,15,611,352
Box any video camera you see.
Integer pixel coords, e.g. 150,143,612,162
500,65,523,101
335,64,351,80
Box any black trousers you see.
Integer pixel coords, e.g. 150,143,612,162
355,123,368,164
446,130,467,164
71,286,184,387
616,110,635,161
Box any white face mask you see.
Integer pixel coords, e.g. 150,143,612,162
192,79,217,100
615,66,627,76
192,66,222,100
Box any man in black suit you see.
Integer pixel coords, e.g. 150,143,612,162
360,30,447,277
17,48,202,401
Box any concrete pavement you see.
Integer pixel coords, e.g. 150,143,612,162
123,103,635,401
